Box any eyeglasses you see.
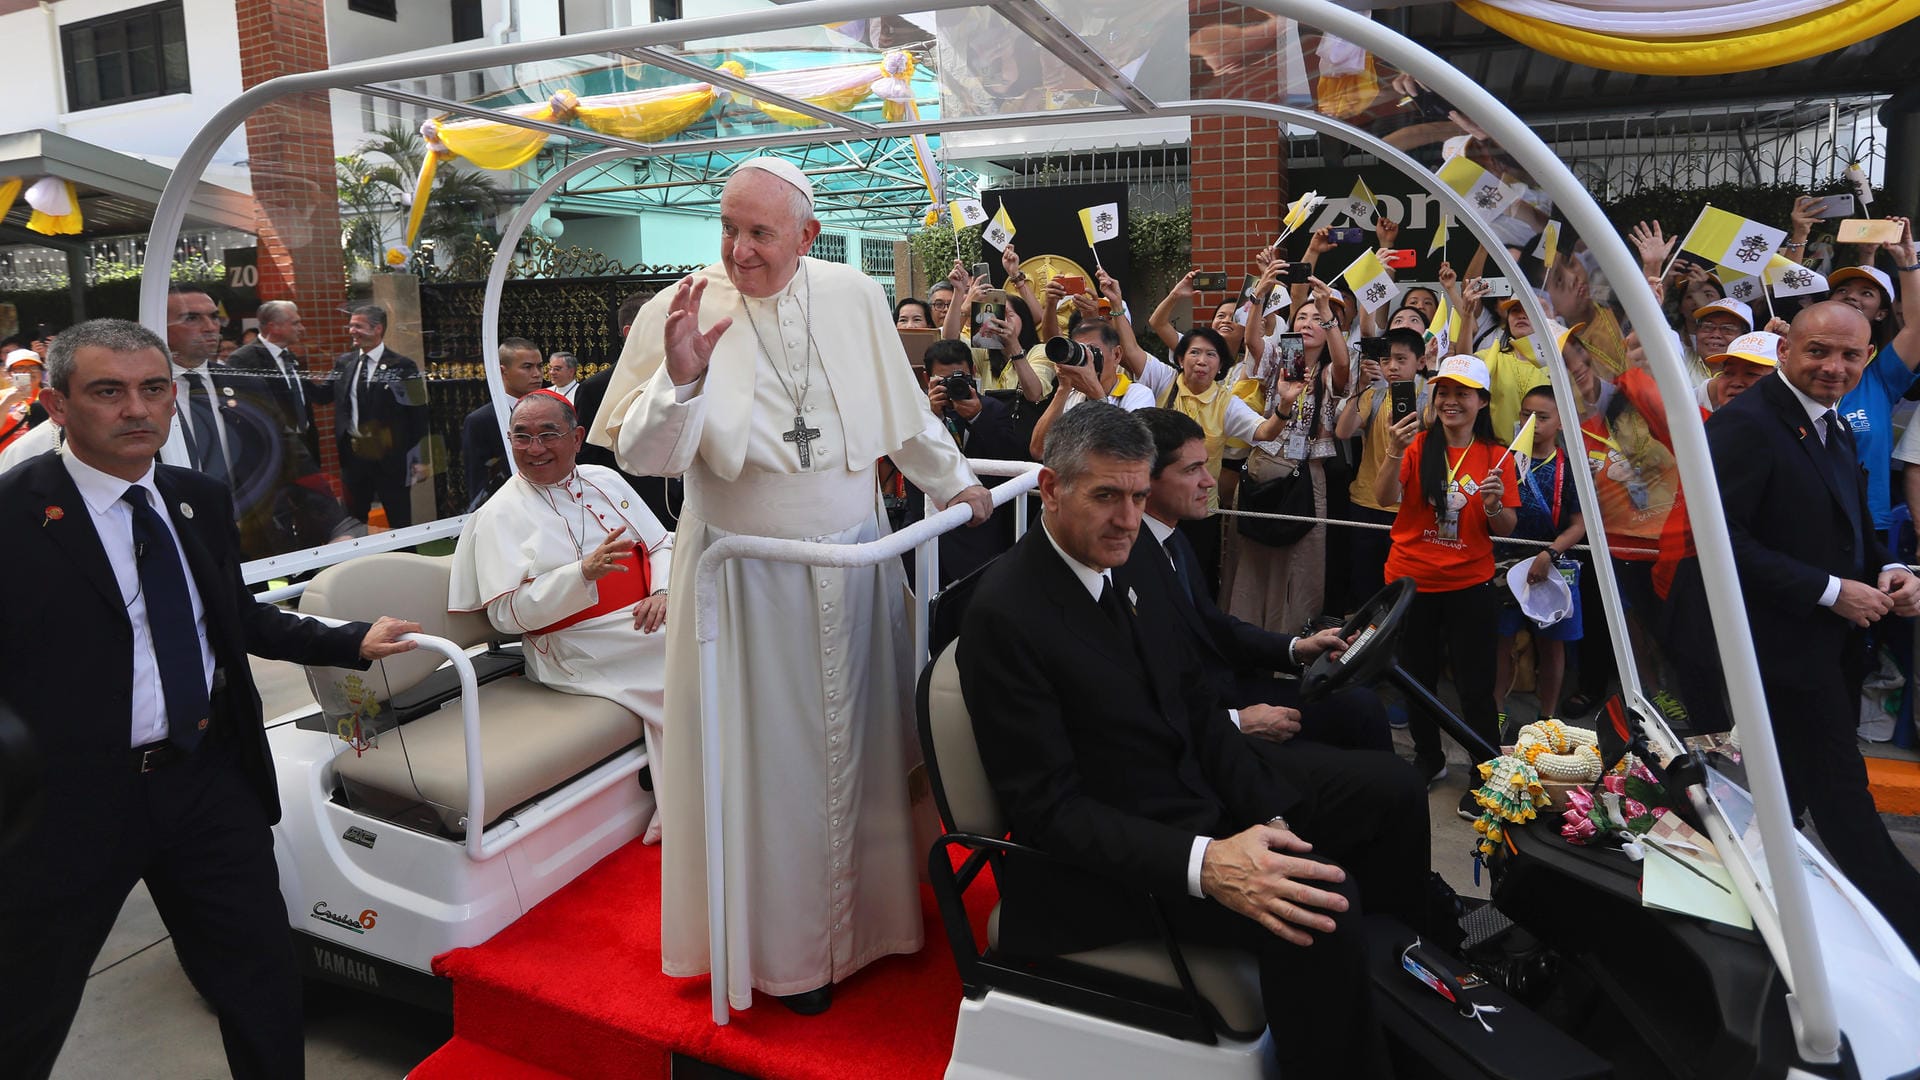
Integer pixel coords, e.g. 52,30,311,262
509,431,570,448
169,311,226,328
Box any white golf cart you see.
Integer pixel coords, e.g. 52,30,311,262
138,0,1920,1075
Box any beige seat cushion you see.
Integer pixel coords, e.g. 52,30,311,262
987,902,1266,1039
335,674,643,831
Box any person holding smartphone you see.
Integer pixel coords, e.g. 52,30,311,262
1335,328,1426,607
1376,355,1519,795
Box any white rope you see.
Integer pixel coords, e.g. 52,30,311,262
1209,507,1661,558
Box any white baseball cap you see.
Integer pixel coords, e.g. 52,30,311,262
5,348,41,370
1829,265,1895,302
731,156,814,208
1693,297,1753,331
1507,559,1574,628
1706,330,1781,369
1432,354,1491,391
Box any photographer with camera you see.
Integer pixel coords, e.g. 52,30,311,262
1024,318,1152,459
894,340,1026,585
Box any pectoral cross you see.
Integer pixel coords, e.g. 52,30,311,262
784,413,822,468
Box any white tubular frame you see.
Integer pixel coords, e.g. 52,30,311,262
303,617,647,862
143,0,1839,1056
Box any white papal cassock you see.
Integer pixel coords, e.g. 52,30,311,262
594,257,975,1008
446,465,674,836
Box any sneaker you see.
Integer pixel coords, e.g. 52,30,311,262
1497,711,1511,743
1457,790,1483,822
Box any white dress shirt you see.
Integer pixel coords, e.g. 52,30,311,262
64,453,215,746
1777,374,1907,607
1043,521,1213,900
170,361,231,474
349,342,388,437
262,338,309,421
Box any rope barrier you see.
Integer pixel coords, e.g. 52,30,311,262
1208,507,1662,558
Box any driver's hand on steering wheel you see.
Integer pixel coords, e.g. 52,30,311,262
1292,626,1349,664
1238,704,1303,743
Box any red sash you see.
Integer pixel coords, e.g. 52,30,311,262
532,550,653,635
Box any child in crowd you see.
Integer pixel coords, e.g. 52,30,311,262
1335,327,1426,606
1377,355,1519,797
1495,386,1585,730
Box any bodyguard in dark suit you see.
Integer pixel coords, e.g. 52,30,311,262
221,300,320,464
957,403,1428,1079
460,337,546,511
1133,408,1394,753
1672,301,1920,958
307,304,429,527
0,320,422,1078
577,288,682,525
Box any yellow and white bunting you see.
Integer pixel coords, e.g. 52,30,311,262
1677,204,1786,274
1764,253,1828,298
1340,248,1400,313
948,197,989,229
980,204,1016,252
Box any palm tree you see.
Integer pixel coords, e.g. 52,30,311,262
336,122,504,271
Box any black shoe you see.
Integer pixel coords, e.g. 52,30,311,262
1416,755,1447,789
776,986,832,1015
1457,790,1483,822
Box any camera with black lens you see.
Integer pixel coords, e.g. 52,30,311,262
1045,335,1104,374
939,371,975,402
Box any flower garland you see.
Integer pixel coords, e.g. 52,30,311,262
1468,720,1604,858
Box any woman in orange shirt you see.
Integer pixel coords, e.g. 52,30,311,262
1377,355,1519,787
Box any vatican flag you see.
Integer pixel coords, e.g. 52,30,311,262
1428,212,1450,257
1498,413,1536,470
949,198,989,228
981,204,1016,252
1283,191,1320,233
1078,202,1121,246
1714,265,1762,305
1437,155,1514,219
1345,177,1378,224
1340,249,1400,313
1765,253,1828,298
1535,221,1561,268
1677,205,1786,274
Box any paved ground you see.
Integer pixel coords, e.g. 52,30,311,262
46,659,1920,1078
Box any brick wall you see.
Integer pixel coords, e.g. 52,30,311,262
1187,0,1287,330
238,0,349,475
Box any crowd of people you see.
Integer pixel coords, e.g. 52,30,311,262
4,145,1919,1078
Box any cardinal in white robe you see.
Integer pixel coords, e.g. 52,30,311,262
449,390,673,841
589,159,991,1014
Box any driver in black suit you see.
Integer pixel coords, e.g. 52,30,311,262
0,319,422,1078
957,402,1430,1080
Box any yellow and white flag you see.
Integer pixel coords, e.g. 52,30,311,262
1764,252,1828,298
1713,264,1762,305
1428,212,1450,257
1282,191,1321,234
1847,162,1874,207
1677,205,1786,274
1078,202,1121,246
1502,413,1536,466
1534,221,1561,268
949,197,989,229
1437,155,1514,219
980,204,1016,252
1345,176,1378,224
1427,291,1458,355
1340,249,1400,313
1441,134,1471,162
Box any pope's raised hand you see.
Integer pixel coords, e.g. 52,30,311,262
664,276,734,387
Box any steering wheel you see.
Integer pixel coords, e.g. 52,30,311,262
1300,577,1417,704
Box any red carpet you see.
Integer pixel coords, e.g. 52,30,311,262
413,840,995,1079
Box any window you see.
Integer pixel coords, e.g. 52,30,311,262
60,2,189,112
349,0,398,19
813,233,848,265
861,237,895,277
451,0,483,42
651,0,682,23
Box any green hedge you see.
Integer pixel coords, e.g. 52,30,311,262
0,258,224,331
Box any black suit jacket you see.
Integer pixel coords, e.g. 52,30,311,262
1143,524,1298,707
462,400,507,511
957,525,1294,954
219,340,319,460
1706,371,1889,688
311,347,428,458
0,455,371,898
903,394,1026,583
573,367,682,525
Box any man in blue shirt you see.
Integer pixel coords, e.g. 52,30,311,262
1831,222,1920,543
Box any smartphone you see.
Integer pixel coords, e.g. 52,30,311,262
1389,380,1418,425
1381,249,1416,269
1240,273,1259,301
1192,271,1230,290
1481,277,1516,298
980,288,1009,304
1407,87,1455,122
969,262,992,283
1807,193,1856,219
1358,336,1391,362
1327,227,1367,245
1057,274,1087,295
1274,332,1308,381
1838,218,1904,245
1281,263,1312,285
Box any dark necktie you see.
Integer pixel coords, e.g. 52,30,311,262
181,371,228,483
281,352,308,422
122,486,209,750
1098,575,1130,631
1822,409,1866,570
1164,535,1197,603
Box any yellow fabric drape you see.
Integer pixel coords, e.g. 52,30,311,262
572,83,723,141
404,150,449,249
1456,0,1915,75
0,178,20,223
27,180,82,236
754,82,873,128
433,89,581,172
1314,54,1380,120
